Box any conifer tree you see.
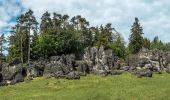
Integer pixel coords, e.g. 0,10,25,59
128,17,143,54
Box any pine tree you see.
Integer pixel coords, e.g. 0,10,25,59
0,34,6,61
8,10,38,64
128,17,143,54
24,9,38,64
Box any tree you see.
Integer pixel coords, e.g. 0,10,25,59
143,37,151,49
0,34,6,61
94,23,115,47
8,9,38,64
37,11,55,58
128,17,144,54
0,34,6,55
24,9,38,64
107,33,126,58
8,15,27,64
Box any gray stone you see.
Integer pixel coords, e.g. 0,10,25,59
44,54,76,79
14,73,24,83
135,69,152,78
110,70,123,75
83,46,114,74
66,71,80,80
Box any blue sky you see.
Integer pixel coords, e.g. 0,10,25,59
1,0,170,43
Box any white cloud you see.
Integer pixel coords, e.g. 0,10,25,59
0,0,22,34
0,0,168,42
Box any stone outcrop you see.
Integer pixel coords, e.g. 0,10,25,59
26,59,45,78
1,63,26,85
135,69,152,78
125,48,170,77
66,71,80,79
44,54,80,79
1,46,170,86
83,46,115,75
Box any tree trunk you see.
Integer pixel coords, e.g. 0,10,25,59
28,27,31,66
21,36,23,66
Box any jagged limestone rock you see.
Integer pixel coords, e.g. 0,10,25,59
44,54,77,79
83,46,114,75
66,71,80,80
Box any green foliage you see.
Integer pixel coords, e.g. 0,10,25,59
7,9,127,60
8,10,170,61
107,34,126,58
37,13,89,58
150,36,166,50
143,37,151,49
128,17,144,54
8,9,38,63
165,43,170,51
94,23,114,47
0,34,6,61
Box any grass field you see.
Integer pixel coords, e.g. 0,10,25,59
0,73,170,100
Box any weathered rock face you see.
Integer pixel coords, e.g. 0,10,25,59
44,54,80,79
83,46,114,74
0,58,27,85
138,49,170,72
26,59,46,78
66,71,80,80
135,69,152,78
1,64,26,85
14,72,24,83
126,55,139,71
125,48,170,77
75,61,90,75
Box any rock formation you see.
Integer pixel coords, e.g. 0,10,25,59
0,63,26,85
1,46,170,86
125,48,170,77
44,54,80,79
83,46,115,75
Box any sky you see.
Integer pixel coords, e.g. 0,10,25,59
0,0,170,43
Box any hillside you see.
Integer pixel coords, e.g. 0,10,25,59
1,73,170,100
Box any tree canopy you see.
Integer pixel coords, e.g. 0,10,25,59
1,10,168,62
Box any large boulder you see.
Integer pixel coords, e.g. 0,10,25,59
135,69,152,78
126,48,169,73
126,54,139,69
14,72,24,83
52,71,65,78
44,54,76,79
83,46,114,74
121,66,130,71
138,57,150,68
26,61,45,78
110,70,124,75
66,71,80,80
1,64,26,84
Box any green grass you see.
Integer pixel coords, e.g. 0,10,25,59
0,73,170,100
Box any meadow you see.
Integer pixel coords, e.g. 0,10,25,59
0,73,170,100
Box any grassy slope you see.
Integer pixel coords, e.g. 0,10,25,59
0,73,170,100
